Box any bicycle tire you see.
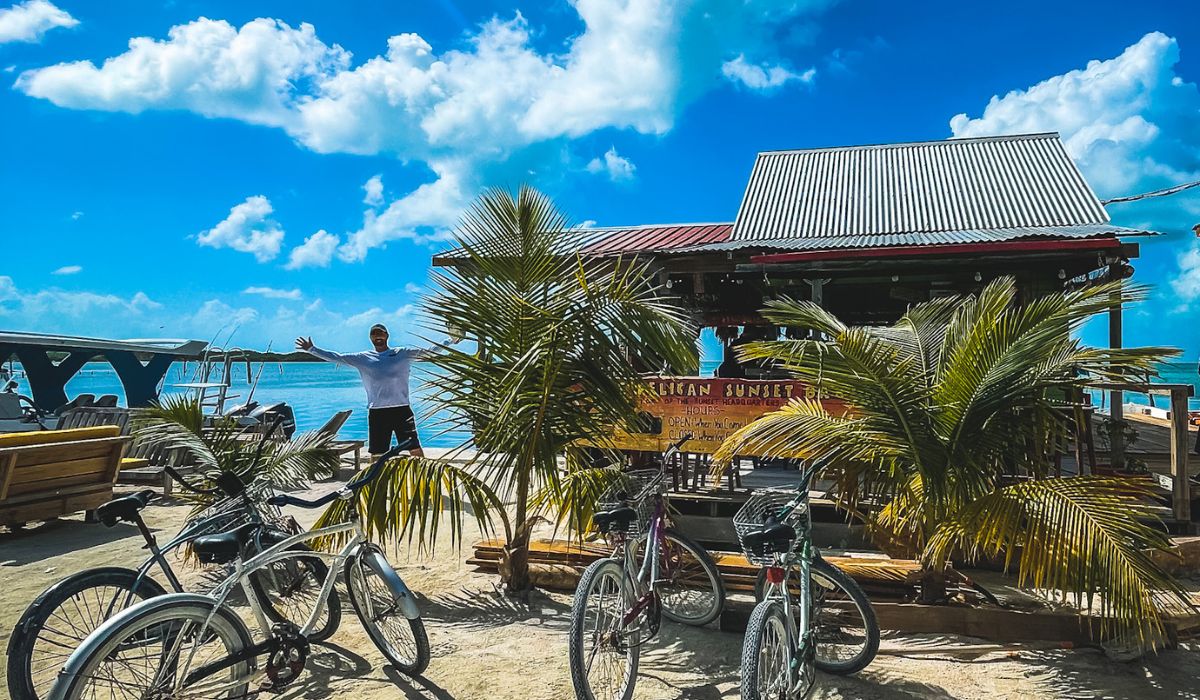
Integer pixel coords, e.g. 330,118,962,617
754,557,880,675
6,567,168,700
47,594,253,700
344,550,430,675
568,558,639,700
740,599,815,700
250,548,341,643
655,528,725,626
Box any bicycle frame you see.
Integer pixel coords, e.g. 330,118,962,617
613,494,669,629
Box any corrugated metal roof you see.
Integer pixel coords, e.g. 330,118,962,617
733,133,1110,241
581,223,732,255
696,224,1154,253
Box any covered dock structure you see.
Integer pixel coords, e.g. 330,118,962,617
0,332,206,412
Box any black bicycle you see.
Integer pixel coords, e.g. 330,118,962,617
6,455,338,700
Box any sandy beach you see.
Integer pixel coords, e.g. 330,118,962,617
3,487,1200,700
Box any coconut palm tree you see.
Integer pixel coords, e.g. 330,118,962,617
318,185,697,594
712,277,1190,643
133,394,341,501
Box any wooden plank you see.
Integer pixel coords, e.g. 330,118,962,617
1170,388,1192,526
0,452,16,500
6,468,111,497
0,488,111,525
7,456,110,486
1,436,132,465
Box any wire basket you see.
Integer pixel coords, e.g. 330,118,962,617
733,487,810,566
594,469,665,536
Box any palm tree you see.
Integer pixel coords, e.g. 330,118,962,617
318,185,697,594
133,394,341,502
712,277,1190,643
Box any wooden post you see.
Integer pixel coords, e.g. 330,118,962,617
1170,387,1192,528
1108,295,1125,469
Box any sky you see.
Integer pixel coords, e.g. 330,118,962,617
0,0,1198,360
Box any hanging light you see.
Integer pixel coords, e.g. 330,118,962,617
973,272,982,282
1057,268,1066,280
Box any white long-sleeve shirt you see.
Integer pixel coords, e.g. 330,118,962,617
307,346,428,409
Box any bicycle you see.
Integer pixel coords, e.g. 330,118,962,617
46,444,430,700
734,464,879,699
568,433,726,700
6,459,339,700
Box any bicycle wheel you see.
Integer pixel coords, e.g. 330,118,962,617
740,599,814,700
48,594,253,700
568,558,639,700
250,549,341,643
345,549,430,675
754,558,880,675
631,528,724,626
7,567,168,700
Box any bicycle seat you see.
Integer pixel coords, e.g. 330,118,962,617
192,522,263,564
95,490,156,527
742,521,796,554
593,506,637,534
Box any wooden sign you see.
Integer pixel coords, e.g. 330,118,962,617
607,376,844,455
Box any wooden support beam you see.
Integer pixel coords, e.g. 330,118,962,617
1109,286,1125,469
1170,387,1192,528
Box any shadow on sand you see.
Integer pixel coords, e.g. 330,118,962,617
0,517,142,565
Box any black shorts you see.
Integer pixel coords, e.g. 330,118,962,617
368,405,421,454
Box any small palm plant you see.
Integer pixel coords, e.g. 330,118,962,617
713,277,1190,643
317,185,696,594
133,394,341,502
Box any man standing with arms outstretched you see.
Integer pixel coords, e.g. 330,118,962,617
296,324,428,458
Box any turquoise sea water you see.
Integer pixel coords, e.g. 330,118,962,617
6,359,1198,447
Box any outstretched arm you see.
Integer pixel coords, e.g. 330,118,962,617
296,336,360,366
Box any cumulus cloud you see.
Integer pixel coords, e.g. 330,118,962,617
285,229,339,269
587,147,637,181
52,264,81,275
0,0,76,44
949,32,1200,199
18,2,835,262
0,275,160,325
721,55,815,90
198,195,285,262
1172,241,1200,305
362,174,384,206
243,286,301,300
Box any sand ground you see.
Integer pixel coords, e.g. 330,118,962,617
3,488,1200,700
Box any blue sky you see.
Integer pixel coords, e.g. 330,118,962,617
0,0,1198,360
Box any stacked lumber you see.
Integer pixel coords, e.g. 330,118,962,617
468,537,925,599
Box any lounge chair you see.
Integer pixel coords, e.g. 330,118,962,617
0,426,132,527
57,407,192,495
317,409,364,471
93,394,119,408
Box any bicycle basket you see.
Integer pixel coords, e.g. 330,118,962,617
594,469,665,536
733,487,810,566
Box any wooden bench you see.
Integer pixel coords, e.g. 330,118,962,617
0,426,132,527
58,407,193,494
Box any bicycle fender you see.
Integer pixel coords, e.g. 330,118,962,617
361,549,421,620
48,593,252,700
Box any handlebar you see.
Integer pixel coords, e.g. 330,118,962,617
163,466,248,498
266,438,414,510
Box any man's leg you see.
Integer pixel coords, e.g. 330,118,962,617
398,405,424,457
367,407,391,457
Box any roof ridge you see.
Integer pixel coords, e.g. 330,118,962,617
756,132,1061,157
572,222,733,231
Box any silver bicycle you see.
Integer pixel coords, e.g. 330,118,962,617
47,446,430,700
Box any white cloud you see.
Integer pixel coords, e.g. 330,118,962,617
18,2,835,262
1172,241,1200,305
242,286,301,300
0,0,76,44
0,276,160,324
586,146,636,181
285,229,339,269
70,210,82,220
721,54,815,90
362,174,384,206
949,32,1200,199
197,195,285,262
52,264,81,275
404,282,423,294
16,17,349,126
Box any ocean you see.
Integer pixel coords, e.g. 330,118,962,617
5,360,1198,448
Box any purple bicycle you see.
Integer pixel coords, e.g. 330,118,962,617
568,433,725,700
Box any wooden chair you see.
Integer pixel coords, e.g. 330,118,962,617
318,409,364,469
58,407,192,494
0,426,132,527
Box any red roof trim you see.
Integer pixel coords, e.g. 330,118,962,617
749,237,1122,264
582,223,732,254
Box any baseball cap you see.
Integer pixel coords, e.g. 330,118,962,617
370,324,388,333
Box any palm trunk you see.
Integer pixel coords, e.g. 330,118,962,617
502,461,534,594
